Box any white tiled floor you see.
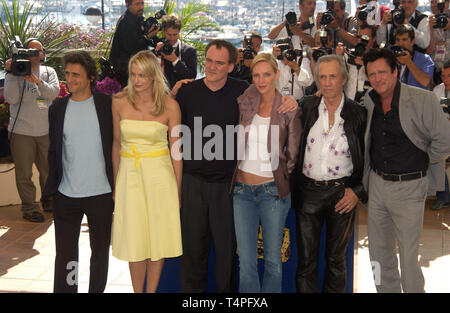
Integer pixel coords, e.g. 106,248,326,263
354,200,450,293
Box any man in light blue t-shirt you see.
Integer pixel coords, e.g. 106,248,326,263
43,51,114,293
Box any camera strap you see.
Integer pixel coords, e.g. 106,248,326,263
8,79,26,141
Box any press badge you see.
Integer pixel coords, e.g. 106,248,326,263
37,96,48,110
435,43,446,64
281,86,291,97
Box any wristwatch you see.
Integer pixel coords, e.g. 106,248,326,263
336,26,341,32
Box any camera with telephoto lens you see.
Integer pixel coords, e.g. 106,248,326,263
285,11,298,26
346,35,370,65
283,48,306,62
312,29,331,62
276,37,292,60
390,45,408,57
321,0,336,26
98,57,116,80
141,9,166,34
8,36,40,76
440,97,449,113
301,17,315,30
275,37,302,61
392,0,406,25
358,4,376,22
434,0,449,29
242,33,257,60
149,36,174,56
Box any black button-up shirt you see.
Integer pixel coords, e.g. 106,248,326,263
369,81,429,174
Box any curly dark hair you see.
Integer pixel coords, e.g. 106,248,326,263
63,50,98,88
363,48,398,74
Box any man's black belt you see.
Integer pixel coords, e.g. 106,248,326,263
373,168,427,182
302,175,348,187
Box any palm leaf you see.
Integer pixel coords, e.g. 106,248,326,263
0,0,75,73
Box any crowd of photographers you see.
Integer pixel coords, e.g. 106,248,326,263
231,0,449,212
232,0,449,112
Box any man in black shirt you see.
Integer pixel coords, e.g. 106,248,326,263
175,39,297,292
362,48,450,293
109,0,159,87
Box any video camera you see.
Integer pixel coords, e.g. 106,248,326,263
358,4,376,23
346,35,370,65
312,29,331,62
8,36,39,76
391,0,406,25
275,37,305,62
440,97,449,114
141,9,166,34
321,0,337,26
98,57,116,81
149,36,174,56
243,33,257,60
434,0,449,29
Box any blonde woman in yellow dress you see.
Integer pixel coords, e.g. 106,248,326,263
111,50,183,293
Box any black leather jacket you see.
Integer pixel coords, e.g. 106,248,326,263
292,95,368,208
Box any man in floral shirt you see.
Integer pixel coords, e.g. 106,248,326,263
293,55,367,293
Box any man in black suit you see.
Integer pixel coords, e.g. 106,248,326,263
155,15,197,88
109,0,159,87
43,51,114,293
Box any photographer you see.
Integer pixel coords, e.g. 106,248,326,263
154,15,197,88
338,24,378,103
394,24,434,90
268,0,317,51
427,0,450,86
4,38,60,223
109,0,160,88
355,0,390,27
317,0,359,48
229,32,262,83
431,61,450,211
272,39,314,101
377,0,430,53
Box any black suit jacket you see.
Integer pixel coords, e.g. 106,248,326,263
163,41,197,88
110,10,150,87
43,92,114,197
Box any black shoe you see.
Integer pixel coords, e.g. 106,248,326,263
23,211,45,223
431,200,449,211
42,199,53,212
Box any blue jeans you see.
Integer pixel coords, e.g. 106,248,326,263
233,181,290,293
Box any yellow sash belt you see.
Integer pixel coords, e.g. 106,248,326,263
120,144,169,168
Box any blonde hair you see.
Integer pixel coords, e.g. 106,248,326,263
250,53,278,74
114,50,169,116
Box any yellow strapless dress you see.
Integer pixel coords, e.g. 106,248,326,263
112,120,182,262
